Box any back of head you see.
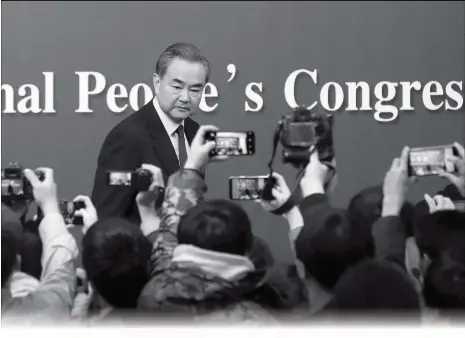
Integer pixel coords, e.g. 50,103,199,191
324,260,420,319
423,247,465,312
177,199,253,256
295,209,370,290
2,226,20,288
82,217,152,309
347,185,415,241
156,42,210,82
414,210,465,259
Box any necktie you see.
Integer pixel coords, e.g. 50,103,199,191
176,125,188,168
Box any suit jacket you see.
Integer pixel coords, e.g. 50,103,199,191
91,101,200,224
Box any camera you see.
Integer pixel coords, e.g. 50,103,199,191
59,200,85,225
1,162,44,205
279,106,334,167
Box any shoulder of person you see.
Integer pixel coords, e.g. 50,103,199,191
102,106,150,146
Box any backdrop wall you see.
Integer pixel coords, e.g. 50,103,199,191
2,1,464,262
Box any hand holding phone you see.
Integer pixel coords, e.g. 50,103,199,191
106,168,153,191
408,144,459,177
229,175,270,200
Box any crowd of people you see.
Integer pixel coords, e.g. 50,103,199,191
1,125,464,326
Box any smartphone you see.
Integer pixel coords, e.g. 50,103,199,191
229,175,269,200
205,131,255,156
58,200,83,225
408,145,458,177
106,171,134,186
454,200,465,212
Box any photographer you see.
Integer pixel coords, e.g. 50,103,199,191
2,168,79,326
254,172,312,319
137,125,280,323
78,202,152,323
320,147,421,319
293,150,362,314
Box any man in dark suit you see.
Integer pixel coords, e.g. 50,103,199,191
91,43,210,223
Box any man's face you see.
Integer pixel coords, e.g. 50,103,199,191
153,58,207,123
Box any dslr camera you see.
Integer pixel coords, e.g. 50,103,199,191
279,106,334,167
59,200,85,225
1,162,44,205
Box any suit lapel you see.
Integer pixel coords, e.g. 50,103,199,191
184,118,199,145
143,102,180,176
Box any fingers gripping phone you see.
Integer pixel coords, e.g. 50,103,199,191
229,175,276,200
408,144,459,177
205,131,255,157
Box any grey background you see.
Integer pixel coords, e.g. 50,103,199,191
2,1,464,262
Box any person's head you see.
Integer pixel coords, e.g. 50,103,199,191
413,210,465,260
295,209,371,290
153,42,210,123
324,260,420,317
177,199,253,256
423,247,465,312
347,185,415,241
82,217,152,309
1,227,20,288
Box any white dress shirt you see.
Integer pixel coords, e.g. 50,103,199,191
153,97,190,164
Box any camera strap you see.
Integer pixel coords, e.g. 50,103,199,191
266,120,284,175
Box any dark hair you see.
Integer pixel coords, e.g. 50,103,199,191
295,209,370,290
82,217,152,309
325,260,420,315
414,210,465,259
423,247,465,311
156,42,210,83
177,199,253,256
19,220,43,279
347,185,415,241
2,227,19,287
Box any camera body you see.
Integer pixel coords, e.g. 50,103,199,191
280,106,334,167
1,162,44,204
59,200,85,225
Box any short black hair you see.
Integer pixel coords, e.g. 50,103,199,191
295,208,370,290
177,199,253,256
2,226,20,287
414,210,465,259
156,42,210,83
82,217,152,309
423,247,465,311
347,185,415,240
324,260,420,316
19,220,43,280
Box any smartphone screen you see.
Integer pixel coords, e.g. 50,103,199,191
106,171,133,186
409,145,457,177
454,200,465,212
208,131,255,156
229,175,267,200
